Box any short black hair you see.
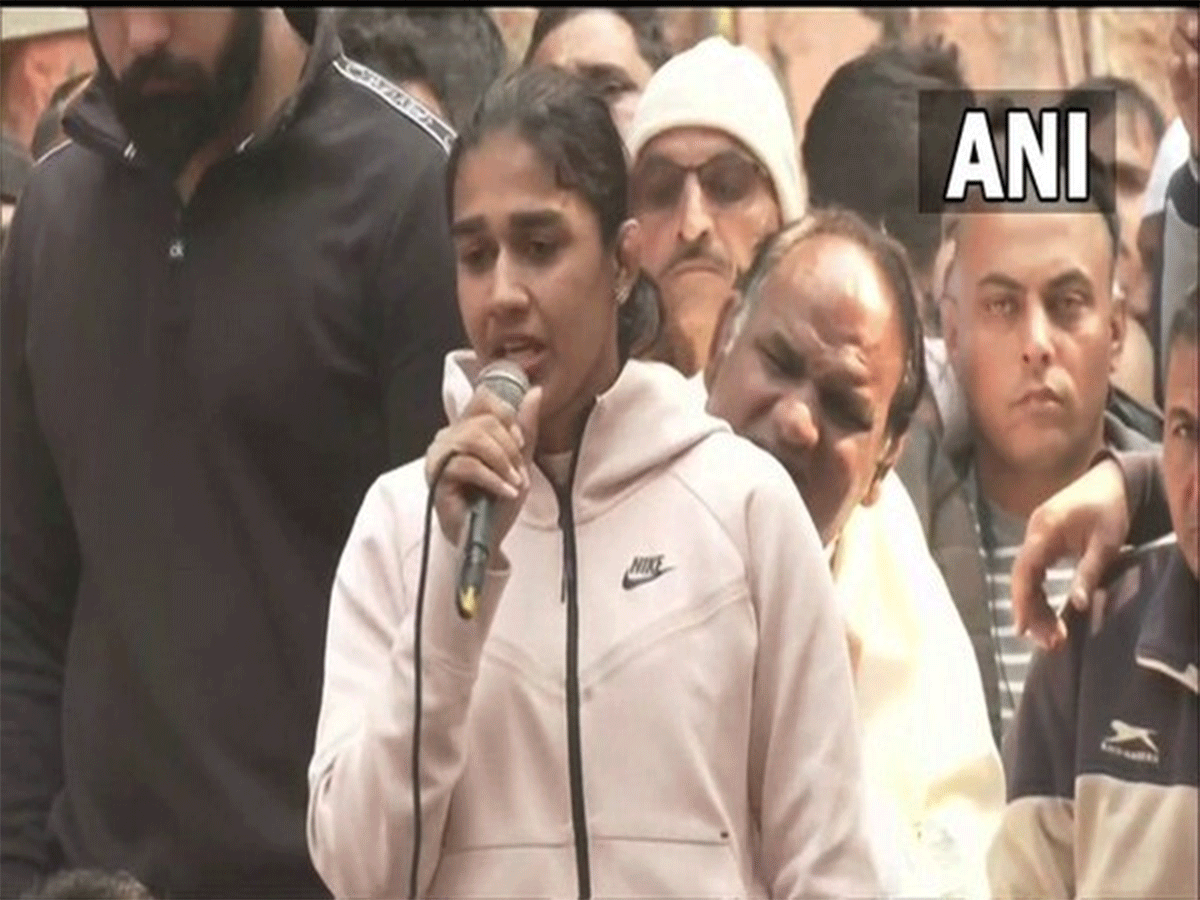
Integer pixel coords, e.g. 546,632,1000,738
22,870,154,900
803,38,972,287
524,8,672,71
733,209,927,443
1166,284,1199,362
1062,74,1167,146
335,8,508,132
446,66,660,361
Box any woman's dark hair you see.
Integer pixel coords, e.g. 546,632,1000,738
446,66,660,359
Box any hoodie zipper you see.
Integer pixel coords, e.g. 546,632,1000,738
549,436,592,899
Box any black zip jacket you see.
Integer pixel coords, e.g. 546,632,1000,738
0,10,463,898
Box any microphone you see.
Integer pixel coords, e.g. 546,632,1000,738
457,359,530,620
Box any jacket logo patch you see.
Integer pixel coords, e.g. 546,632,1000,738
1100,719,1160,765
622,555,673,591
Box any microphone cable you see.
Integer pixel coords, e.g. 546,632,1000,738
410,450,460,900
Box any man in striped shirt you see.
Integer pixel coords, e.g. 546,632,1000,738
905,125,1154,745
964,475,1079,735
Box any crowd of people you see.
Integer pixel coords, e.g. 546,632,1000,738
0,7,1196,900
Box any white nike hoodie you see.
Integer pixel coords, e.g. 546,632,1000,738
307,352,882,899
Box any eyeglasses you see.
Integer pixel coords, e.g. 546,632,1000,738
631,151,770,212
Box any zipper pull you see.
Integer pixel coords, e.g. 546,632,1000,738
168,196,186,262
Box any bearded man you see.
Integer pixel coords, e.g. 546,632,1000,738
0,9,464,898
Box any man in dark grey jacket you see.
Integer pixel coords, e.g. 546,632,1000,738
1,8,463,898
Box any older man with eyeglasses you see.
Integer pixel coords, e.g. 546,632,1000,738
627,36,805,380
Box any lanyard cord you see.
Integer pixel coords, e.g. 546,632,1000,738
968,467,1020,722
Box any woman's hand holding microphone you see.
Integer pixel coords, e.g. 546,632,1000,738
424,371,543,566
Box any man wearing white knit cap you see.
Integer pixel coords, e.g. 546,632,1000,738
628,36,804,379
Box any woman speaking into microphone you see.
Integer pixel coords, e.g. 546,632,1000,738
306,67,880,900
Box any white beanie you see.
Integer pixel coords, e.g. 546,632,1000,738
628,36,805,222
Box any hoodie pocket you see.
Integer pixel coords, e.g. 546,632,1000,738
430,843,576,899
588,834,750,899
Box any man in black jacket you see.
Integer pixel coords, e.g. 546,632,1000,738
1,8,463,898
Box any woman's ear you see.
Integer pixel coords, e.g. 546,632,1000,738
614,218,643,304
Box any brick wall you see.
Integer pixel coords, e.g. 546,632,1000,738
0,8,1180,157
494,7,1182,152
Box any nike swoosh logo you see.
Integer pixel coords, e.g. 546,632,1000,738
622,567,674,590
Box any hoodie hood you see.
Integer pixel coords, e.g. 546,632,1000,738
63,8,341,166
441,350,732,528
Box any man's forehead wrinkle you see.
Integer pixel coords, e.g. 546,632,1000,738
760,280,876,385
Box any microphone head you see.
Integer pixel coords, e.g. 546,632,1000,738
477,359,530,411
